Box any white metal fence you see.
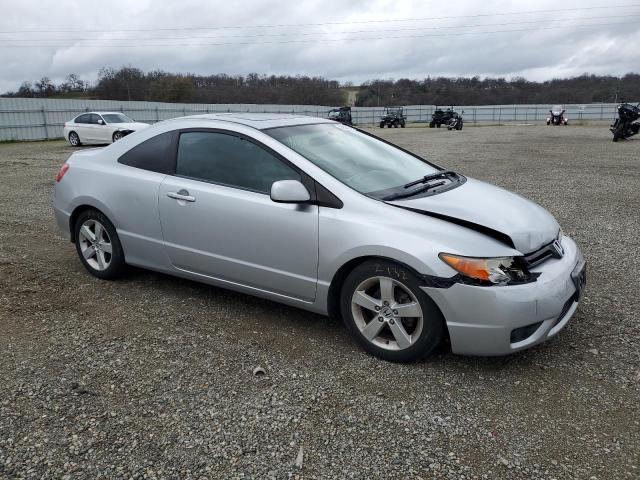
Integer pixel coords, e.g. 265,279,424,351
0,97,627,141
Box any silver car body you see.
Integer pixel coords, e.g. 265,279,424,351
54,114,584,356
63,111,149,145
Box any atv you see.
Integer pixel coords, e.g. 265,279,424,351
379,107,406,128
430,108,456,128
328,106,353,126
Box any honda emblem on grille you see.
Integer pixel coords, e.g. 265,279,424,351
552,240,564,258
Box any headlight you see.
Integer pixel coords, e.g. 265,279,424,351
439,253,535,286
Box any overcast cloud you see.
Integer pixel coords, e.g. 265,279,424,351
1,0,639,92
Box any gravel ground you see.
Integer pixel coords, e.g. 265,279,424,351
0,125,638,479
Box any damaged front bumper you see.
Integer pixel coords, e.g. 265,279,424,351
422,236,584,356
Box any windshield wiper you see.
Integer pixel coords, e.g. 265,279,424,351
382,180,446,201
402,170,456,189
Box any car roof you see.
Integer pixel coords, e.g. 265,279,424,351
75,112,127,116
171,113,334,130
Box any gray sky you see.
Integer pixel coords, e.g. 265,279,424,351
1,0,640,92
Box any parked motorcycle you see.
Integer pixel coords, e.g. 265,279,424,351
328,106,353,126
610,102,640,142
547,105,568,125
446,110,464,130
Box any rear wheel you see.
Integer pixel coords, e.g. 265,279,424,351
379,122,385,128
74,209,126,280
340,260,445,362
68,131,81,147
429,122,435,128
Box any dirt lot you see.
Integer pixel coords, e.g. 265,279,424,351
0,125,638,479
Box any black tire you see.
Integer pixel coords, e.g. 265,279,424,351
401,122,405,128
456,120,463,131
74,209,126,280
340,259,445,362
429,122,435,128
112,131,124,142
379,122,385,128
68,131,81,147
612,122,625,142
436,123,441,128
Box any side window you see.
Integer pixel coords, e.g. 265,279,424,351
176,131,300,193
89,114,101,124
75,114,91,124
118,131,174,174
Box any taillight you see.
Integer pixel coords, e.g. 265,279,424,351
56,163,69,182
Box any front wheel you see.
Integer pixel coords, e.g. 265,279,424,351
74,209,126,280
112,131,124,142
340,260,445,362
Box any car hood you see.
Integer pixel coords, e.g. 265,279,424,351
388,177,559,254
112,122,149,131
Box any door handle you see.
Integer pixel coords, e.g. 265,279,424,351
167,190,196,202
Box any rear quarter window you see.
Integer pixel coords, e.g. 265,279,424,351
118,131,175,174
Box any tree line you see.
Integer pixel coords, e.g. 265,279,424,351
3,67,639,105
356,74,640,106
4,67,345,105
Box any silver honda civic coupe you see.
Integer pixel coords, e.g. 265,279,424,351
53,114,586,362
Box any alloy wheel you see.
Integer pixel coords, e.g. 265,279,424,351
78,219,112,271
351,276,424,351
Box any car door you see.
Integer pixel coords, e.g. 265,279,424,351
73,114,92,142
158,129,319,302
93,114,111,143
87,113,106,143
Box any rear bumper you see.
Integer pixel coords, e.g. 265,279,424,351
422,236,584,356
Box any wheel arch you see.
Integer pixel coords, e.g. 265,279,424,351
68,203,113,243
326,255,437,320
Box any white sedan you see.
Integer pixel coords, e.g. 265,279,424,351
63,112,149,146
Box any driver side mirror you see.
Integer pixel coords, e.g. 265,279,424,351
97,119,104,125
270,180,310,204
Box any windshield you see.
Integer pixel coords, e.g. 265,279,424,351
266,123,440,194
102,113,133,124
